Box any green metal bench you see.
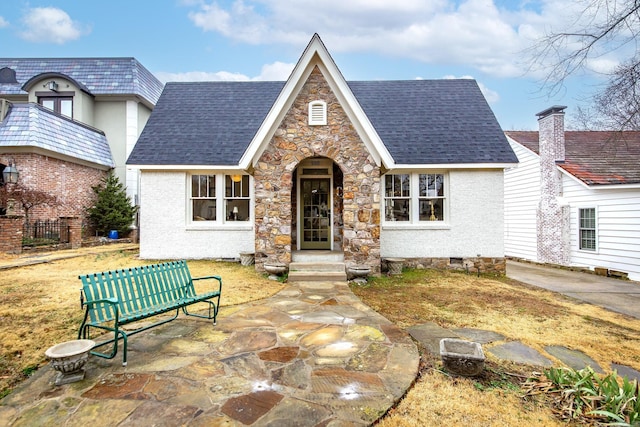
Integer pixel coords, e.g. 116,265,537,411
78,260,222,366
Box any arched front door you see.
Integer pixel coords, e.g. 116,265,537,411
297,158,333,250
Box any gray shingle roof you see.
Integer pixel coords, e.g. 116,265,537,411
0,58,163,105
129,82,284,165
128,79,516,166
0,103,114,168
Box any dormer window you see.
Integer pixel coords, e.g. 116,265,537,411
308,100,327,126
39,96,73,118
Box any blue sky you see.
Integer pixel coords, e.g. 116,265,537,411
0,0,621,130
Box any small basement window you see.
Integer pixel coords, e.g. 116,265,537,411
308,100,327,126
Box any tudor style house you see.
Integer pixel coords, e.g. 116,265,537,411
128,34,518,275
0,58,163,222
505,106,640,281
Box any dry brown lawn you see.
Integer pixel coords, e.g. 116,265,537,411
351,268,640,426
0,244,284,396
1,247,639,426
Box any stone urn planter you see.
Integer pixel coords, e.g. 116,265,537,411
439,338,485,377
239,251,255,266
385,258,405,275
264,262,287,280
347,265,371,284
45,339,95,385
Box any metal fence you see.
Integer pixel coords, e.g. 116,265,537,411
23,219,70,247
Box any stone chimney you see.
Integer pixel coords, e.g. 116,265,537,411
536,106,570,265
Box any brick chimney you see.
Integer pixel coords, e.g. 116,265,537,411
536,106,570,265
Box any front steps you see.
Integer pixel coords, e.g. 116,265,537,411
288,251,347,282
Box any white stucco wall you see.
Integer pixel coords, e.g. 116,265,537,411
380,170,505,258
138,171,255,260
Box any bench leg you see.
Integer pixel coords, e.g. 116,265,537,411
182,300,218,325
79,324,128,366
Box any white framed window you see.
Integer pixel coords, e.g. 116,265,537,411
384,172,447,223
579,207,597,251
191,175,216,221
225,174,250,221
418,174,445,221
384,174,410,221
308,100,327,126
189,173,251,224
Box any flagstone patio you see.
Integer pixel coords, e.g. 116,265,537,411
0,280,419,426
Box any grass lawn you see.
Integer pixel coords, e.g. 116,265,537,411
1,246,639,425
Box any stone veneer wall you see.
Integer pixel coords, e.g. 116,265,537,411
400,257,506,275
254,66,381,272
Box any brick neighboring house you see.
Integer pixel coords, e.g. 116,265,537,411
505,106,640,281
128,34,518,274
0,58,162,226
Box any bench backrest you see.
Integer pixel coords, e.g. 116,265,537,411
79,260,195,324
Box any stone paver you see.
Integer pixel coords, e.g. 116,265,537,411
453,328,505,344
1,281,419,426
544,345,604,373
488,342,553,367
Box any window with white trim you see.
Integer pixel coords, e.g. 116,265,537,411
225,175,250,221
191,175,216,221
579,207,596,251
418,174,445,221
384,174,410,221
384,173,446,223
308,100,327,125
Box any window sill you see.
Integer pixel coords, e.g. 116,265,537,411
186,223,253,231
382,223,451,231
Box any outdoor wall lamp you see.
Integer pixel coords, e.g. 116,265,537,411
47,81,59,92
2,160,19,184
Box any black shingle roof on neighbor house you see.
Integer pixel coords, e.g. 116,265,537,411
128,79,517,166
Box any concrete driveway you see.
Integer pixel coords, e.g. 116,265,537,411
507,260,640,319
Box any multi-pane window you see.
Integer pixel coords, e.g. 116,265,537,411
39,97,73,118
384,173,446,223
384,174,410,221
191,175,216,221
225,175,250,221
579,208,596,251
418,174,445,221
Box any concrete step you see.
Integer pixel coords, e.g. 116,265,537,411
292,251,344,263
288,261,347,282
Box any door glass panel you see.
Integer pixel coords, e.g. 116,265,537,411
301,178,331,249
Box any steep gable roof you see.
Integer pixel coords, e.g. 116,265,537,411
129,81,284,166
506,130,640,186
0,57,163,106
349,79,515,165
129,34,515,169
0,102,113,168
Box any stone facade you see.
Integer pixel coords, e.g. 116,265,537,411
401,257,506,275
254,66,381,272
536,107,570,265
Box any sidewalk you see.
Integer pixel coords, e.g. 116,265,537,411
0,242,139,270
507,260,640,319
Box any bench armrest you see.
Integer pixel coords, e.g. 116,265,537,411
192,275,222,292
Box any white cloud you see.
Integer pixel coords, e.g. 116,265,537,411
155,61,295,83
184,0,632,80
19,7,89,44
0,16,9,28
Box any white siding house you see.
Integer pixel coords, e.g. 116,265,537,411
505,106,640,281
